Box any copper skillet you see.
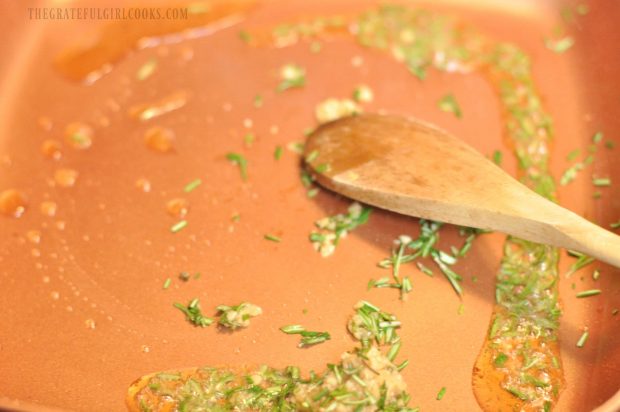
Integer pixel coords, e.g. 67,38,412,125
0,0,619,411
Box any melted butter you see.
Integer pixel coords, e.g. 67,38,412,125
65,122,94,150
166,198,189,218
40,201,58,217
54,0,257,83
41,139,62,160
26,230,42,244
144,126,176,153
54,168,79,188
135,178,152,193
130,91,189,122
0,189,28,218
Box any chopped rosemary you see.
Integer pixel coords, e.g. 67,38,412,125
174,298,213,327
566,149,580,161
277,64,306,92
375,221,484,298
507,386,530,401
352,85,374,103
314,163,331,173
163,278,171,289
605,141,615,149
348,300,401,348
264,234,281,242
492,150,503,166
253,94,264,108
544,36,574,53
592,177,611,187
560,163,583,186
387,340,402,362
280,324,305,334
238,30,252,43
494,353,508,367
70,132,90,146
305,149,319,163
371,235,414,299
298,331,331,347
611,220,620,229
226,153,248,181
287,141,305,154
576,289,601,298
566,250,594,277
244,133,255,147
136,58,157,81
170,220,188,233
280,324,331,347
307,188,319,198
274,145,283,160
310,202,371,257
183,178,202,193
416,262,434,276
397,359,410,371
437,94,462,118
436,387,447,400
576,330,589,348
216,302,262,330
592,131,604,144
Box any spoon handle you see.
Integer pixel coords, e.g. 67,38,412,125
502,184,620,268
539,202,620,268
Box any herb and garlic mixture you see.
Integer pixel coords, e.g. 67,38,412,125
216,302,263,330
132,302,416,412
309,202,371,257
173,300,262,330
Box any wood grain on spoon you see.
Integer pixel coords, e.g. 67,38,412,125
304,113,620,268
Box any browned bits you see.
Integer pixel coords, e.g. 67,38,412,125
26,230,42,244
54,168,79,188
166,198,189,218
40,201,58,217
41,139,62,160
135,178,152,193
0,189,28,218
144,127,175,153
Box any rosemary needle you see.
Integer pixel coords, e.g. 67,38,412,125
576,330,589,348
576,289,601,298
170,220,188,233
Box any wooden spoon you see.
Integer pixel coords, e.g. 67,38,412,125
304,113,620,268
